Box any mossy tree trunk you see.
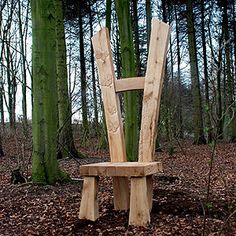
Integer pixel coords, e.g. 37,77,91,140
31,0,68,184
115,0,139,161
131,0,141,76
55,0,81,159
186,0,206,144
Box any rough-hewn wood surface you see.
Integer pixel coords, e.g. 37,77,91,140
80,162,163,177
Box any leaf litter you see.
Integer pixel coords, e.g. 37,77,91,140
0,140,235,235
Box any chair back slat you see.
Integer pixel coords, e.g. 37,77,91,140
139,20,170,162
92,20,170,163
92,28,126,162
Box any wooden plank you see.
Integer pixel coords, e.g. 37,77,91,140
113,177,130,210
80,162,163,177
129,177,150,226
92,28,126,162
146,175,153,211
139,19,170,162
79,177,99,221
115,77,145,92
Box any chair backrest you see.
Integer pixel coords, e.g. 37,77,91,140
92,19,170,163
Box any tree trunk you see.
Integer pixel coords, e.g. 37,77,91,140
55,0,82,159
186,0,206,144
6,43,16,129
106,0,112,34
0,53,4,127
31,0,69,184
174,4,183,138
200,0,212,143
222,1,236,141
17,0,27,127
131,0,141,76
115,0,139,161
89,0,99,136
146,0,151,50
216,30,223,137
78,3,89,136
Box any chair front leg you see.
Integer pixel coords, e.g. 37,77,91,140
129,177,150,226
79,176,99,221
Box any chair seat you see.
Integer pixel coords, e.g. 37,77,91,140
80,161,163,177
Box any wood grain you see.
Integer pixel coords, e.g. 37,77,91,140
80,162,163,177
115,77,145,92
139,19,170,162
113,177,130,210
92,28,126,162
129,177,150,226
79,177,99,221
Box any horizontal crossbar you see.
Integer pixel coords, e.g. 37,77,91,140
80,162,163,177
115,77,145,92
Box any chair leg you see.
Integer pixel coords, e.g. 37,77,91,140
129,177,150,226
79,177,99,221
113,176,130,210
146,175,153,211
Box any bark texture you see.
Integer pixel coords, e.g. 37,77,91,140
31,0,68,184
115,0,139,161
186,0,206,144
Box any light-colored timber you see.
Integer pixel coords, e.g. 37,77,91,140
91,27,129,210
139,20,170,162
115,77,145,92
129,177,150,226
79,19,170,227
80,162,163,177
79,177,99,221
113,177,130,210
92,28,126,163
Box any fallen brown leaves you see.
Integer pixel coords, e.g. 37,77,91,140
0,141,235,235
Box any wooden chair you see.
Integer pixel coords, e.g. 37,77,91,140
79,19,170,226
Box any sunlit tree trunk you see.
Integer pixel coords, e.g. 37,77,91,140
31,0,68,184
115,0,139,161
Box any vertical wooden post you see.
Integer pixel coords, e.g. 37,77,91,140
129,177,150,226
79,177,99,221
92,28,129,210
137,20,170,224
146,175,153,211
113,177,130,210
139,20,170,162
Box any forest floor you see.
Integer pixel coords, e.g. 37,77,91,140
0,133,236,235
